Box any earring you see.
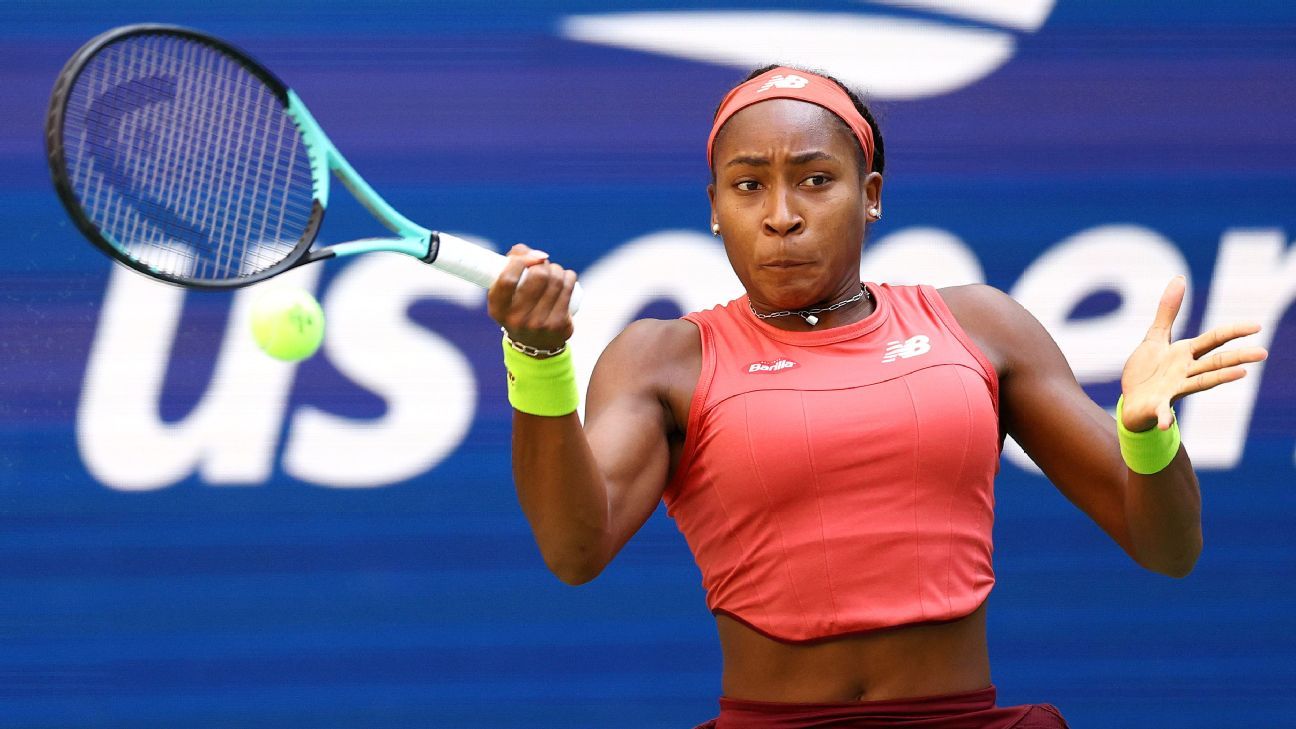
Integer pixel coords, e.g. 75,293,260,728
868,207,881,220
712,223,720,236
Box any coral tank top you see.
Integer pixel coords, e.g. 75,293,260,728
663,283,1000,641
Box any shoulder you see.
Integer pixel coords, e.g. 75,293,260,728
592,317,701,390
588,317,702,431
605,317,700,360
934,284,1048,377
935,283,1015,317
934,283,1043,330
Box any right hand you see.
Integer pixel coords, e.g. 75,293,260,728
488,243,578,353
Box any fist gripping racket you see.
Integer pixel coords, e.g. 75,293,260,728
45,24,581,310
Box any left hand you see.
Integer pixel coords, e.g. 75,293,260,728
1120,275,1268,432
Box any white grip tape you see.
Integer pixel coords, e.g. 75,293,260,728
432,233,582,314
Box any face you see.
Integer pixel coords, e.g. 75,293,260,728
708,99,882,311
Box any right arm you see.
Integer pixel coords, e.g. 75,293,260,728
488,246,683,585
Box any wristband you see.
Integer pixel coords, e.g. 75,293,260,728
1116,395,1181,475
501,334,579,417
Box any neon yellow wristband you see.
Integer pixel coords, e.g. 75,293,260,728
1116,395,1181,475
502,335,579,417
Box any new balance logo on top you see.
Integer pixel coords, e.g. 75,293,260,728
747,359,799,374
883,335,931,363
757,74,809,93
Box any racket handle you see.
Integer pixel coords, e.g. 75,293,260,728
429,232,582,315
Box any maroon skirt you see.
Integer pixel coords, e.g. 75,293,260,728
693,686,1068,729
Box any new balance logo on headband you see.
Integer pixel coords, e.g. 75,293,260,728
883,335,931,363
757,74,809,93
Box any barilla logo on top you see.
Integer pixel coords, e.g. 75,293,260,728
747,358,799,374
757,74,809,93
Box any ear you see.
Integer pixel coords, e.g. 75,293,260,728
864,172,884,217
707,182,717,226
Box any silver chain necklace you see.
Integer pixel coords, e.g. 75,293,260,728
749,284,871,327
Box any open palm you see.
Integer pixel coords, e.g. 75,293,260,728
1120,276,1268,433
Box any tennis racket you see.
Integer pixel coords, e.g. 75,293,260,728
45,24,581,311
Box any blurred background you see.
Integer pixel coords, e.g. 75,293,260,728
1,1,1293,727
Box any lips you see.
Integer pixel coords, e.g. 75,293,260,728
761,259,813,268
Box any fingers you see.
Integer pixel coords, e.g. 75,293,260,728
535,268,576,325
1176,341,1267,399
487,245,548,320
1188,321,1263,357
1182,366,1249,397
487,245,577,348
1156,401,1174,432
537,268,578,339
1186,345,1269,378
1146,275,1187,341
526,263,567,323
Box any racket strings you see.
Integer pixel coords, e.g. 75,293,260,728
60,32,316,282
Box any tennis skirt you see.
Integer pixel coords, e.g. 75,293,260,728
692,686,1069,729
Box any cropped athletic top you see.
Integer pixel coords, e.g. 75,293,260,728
663,283,1000,642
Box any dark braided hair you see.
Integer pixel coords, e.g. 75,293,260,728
711,64,885,178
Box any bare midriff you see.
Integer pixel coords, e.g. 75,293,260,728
716,601,990,703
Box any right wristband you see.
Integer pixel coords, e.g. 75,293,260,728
1116,395,1181,475
501,334,579,417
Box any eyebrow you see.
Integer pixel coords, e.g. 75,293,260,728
725,150,836,168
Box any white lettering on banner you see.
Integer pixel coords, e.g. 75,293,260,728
561,11,1022,101
1178,229,1296,468
863,0,1055,32
1001,225,1190,474
77,225,1290,490
78,265,321,491
861,227,985,288
282,253,480,488
1012,225,1192,381
567,230,741,404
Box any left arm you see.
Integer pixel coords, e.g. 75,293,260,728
941,279,1267,577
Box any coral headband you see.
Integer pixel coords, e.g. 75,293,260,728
707,67,875,173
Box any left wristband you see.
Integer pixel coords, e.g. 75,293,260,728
1115,395,1181,475
502,334,579,417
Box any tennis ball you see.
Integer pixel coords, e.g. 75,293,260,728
249,287,325,361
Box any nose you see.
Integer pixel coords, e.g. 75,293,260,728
763,184,804,237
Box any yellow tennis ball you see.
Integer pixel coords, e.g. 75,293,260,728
249,287,325,361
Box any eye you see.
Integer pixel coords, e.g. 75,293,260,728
735,180,761,192
803,174,831,187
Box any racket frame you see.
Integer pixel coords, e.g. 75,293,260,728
46,23,529,299
285,90,440,265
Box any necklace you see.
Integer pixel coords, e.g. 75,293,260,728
749,284,871,327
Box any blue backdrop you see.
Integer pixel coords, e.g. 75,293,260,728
1,2,1294,727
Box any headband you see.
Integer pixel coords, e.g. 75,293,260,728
707,66,875,173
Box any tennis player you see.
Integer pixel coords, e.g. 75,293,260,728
486,65,1267,728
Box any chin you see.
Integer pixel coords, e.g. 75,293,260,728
753,271,824,309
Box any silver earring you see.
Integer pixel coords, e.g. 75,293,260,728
712,223,720,236
868,207,881,220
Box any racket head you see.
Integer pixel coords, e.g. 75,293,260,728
45,24,325,289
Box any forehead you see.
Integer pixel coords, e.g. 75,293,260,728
712,99,857,161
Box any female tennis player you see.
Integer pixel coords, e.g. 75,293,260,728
486,65,1267,728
